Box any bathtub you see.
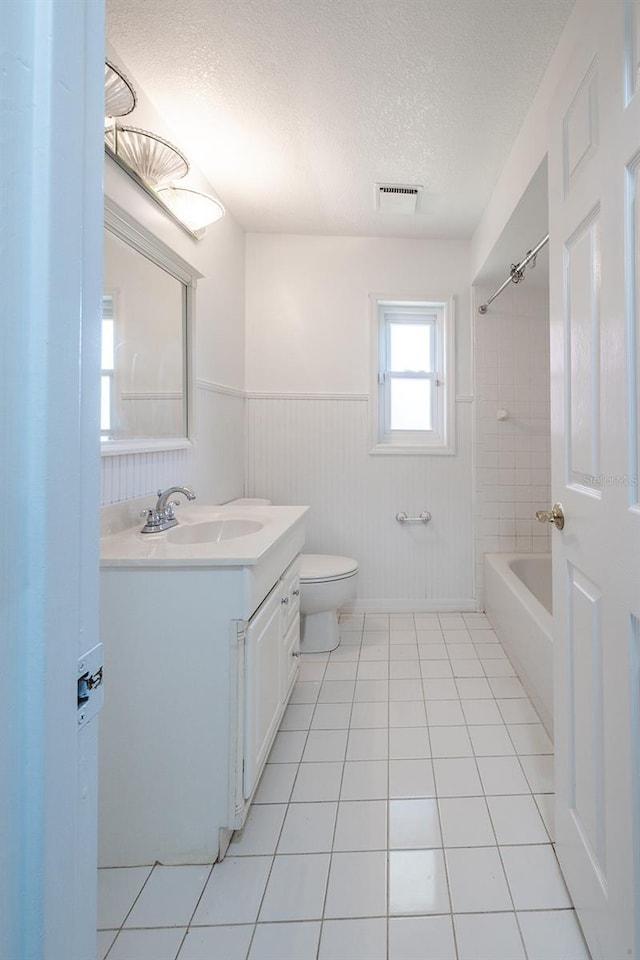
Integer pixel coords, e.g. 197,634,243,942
484,553,553,737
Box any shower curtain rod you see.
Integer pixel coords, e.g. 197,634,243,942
478,233,549,314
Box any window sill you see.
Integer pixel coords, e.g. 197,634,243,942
100,437,193,457
369,442,456,457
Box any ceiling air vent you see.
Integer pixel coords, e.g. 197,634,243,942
375,183,423,215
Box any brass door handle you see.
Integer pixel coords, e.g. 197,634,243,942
535,502,565,530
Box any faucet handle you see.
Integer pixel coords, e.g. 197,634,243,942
139,507,163,533
164,500,180,520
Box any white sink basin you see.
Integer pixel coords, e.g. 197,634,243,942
166,518,264,545
100,503,309,569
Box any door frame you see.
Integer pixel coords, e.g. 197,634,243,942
0,2,104,958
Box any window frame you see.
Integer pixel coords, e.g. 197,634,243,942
370,296,456,455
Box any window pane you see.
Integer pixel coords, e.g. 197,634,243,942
101,376,111,431
102,318,114,371
390,378,432,431
389,322,432,372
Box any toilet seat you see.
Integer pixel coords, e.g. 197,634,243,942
300,554,359,584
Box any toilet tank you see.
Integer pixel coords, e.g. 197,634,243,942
225,497,272,506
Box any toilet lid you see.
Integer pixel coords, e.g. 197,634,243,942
300,554,359,583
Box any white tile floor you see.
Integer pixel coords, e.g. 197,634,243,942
98,612,591,960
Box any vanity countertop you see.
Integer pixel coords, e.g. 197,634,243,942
100,503,309,567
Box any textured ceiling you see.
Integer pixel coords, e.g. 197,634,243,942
106,0,575,239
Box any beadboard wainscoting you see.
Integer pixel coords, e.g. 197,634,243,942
246,394,475,609
100,381,245,506
101,446,193,505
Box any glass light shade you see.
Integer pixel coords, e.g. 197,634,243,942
157,187,225,231
104,60,136,118
105,126,189,188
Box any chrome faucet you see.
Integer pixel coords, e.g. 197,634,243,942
140,486,196,534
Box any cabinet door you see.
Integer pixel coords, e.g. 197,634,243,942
243,587,282,799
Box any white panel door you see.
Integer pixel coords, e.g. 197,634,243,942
549,1,640,957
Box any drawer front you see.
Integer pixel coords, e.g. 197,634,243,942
283,614,300,697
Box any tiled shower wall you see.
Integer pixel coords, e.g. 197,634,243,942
474,282,551,601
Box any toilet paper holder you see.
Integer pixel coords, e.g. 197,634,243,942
396,511,431,523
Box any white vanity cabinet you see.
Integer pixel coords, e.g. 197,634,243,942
98,504,307,868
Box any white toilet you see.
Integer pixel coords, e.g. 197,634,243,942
226,498,358,654
299,554,359,653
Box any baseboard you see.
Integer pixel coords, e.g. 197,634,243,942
343,598,479,613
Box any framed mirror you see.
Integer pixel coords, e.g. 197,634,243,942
101,199,201,454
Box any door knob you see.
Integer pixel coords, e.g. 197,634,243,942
535,502,565,530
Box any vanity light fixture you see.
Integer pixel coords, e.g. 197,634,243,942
156,187,225,233
105,125,189,188
104,58,225,237
104,60,137,120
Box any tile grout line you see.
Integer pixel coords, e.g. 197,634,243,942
430,614,541,957
173,861,217,960
102,863,156,959
243,642,334,960
314,622,361,960
436,611,463,960
101,902,586,931
455,615,543,960
385,617,393,960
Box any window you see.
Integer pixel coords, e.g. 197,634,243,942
371,298,455,454
101,294,116,439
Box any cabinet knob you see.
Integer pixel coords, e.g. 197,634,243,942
292,650,300,658
292,588,300,597
281,596,289,605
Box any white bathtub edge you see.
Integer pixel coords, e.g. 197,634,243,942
484,553,554,739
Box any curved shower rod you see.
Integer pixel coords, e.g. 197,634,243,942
478,233,549,314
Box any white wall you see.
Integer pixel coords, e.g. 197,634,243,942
245,234,475,607
470,0,585,280
473,282,551,600
102,47,246,505
246,234,472,394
